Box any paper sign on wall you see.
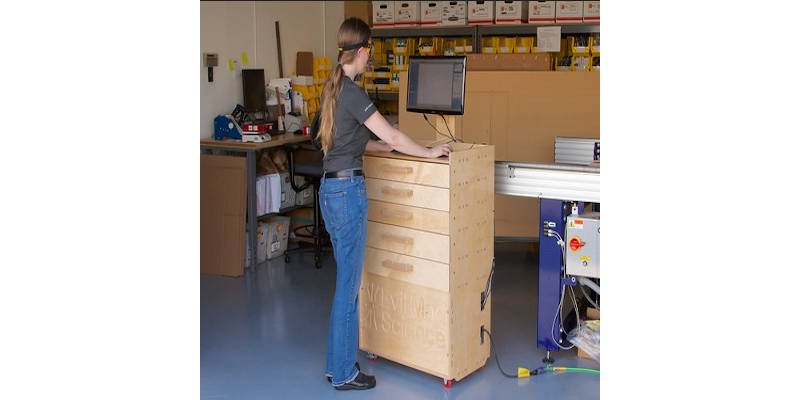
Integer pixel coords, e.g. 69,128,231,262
241,52,249,65
536,26,561,52
227,58,235,72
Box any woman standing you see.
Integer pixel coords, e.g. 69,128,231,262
318,17,453,391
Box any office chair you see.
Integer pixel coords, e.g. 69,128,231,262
284,143,328,268
283,111,329,269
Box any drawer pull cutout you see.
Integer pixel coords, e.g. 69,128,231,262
381,260,414,272
381,186,413,198
380,164,414,175
380,208,413,221
381,233,414,246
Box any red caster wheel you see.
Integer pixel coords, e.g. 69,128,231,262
366,352,378,362
443,379,453,389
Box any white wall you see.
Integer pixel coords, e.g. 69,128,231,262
200,1,344,138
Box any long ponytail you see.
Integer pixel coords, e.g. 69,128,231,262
317,17,371,156
318,64,345,156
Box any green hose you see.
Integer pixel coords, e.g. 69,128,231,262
545,366,600,375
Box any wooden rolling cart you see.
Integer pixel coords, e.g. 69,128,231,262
359,142,495,387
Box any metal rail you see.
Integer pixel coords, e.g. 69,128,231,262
495,161,600,203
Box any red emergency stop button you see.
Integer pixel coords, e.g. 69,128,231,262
569,237,584,252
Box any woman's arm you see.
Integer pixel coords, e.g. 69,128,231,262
363,111,452,158
365,139,392,153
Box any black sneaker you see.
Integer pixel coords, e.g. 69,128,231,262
325,362,360,383
333,372,376,391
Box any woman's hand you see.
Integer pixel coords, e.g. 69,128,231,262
427,143,453,158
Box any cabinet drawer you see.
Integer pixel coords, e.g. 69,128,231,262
364,247,449,292
368,200,450,235
367,221,450,264
366,178,450,211
364,156,450,188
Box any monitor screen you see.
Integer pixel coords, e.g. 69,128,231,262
242,69,266,113
406,56,466,115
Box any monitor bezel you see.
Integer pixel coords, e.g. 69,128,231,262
405,56,466,116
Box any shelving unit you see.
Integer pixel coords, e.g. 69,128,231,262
365,23,599,101
371,23,599,52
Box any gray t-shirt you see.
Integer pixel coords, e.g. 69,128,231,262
323,77,376,172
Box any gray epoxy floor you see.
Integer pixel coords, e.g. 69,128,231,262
201,242,600,399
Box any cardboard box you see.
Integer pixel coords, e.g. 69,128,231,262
263,216,291,260
442,1,467,25
528,1,556,23
295,52,314,76
555,1,582,22
494,0,527,24
394,1,420,25
372,1,395,27
294,176,314,206
346,1,373,25
466,53,552,70
468,1,494,24
583,0,599,22
420,1,444,25
201,154,247,277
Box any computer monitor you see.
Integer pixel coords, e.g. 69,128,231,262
406,56,466,115
242,69,266,113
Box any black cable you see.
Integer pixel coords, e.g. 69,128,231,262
482,259,496,310
481,328,518,378
439,113,459,143
422,113,454,143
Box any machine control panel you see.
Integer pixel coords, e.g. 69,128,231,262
565,212,600,279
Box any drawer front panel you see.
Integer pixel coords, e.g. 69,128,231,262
364,156,450,188
366,221,450,264
367,200,450,235
366,178,450,211
360,273,451,376
364,247,450,292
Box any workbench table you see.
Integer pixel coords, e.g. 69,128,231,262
201,134,311,273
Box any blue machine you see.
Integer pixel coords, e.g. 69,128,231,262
537,199,584,356
214,114,244,140
494,161,600,362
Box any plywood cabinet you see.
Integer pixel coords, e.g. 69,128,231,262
359,143,495,383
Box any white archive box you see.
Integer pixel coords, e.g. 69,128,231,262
394,1,420,26
528,1,556,24
442,1,467,25
583,1,599,22
294,176,314,206
263,216,291,260
468,1,494,24
555,1,582,23
279,172,296,211
246,221,270,265
372,1,395,27
257,173,282,215
420,1,444,25
494,1,527,24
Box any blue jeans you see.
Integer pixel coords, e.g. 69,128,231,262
319,175,368,386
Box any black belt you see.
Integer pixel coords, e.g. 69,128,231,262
324,169,364,179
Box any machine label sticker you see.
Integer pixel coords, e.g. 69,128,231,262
570,219,584,229
580,256,591,262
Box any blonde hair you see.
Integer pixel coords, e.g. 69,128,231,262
317,17,371,156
